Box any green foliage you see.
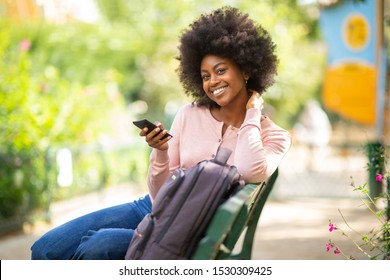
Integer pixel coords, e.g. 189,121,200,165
364,142,387,198
0,19,132,229
0,27,46,223
327,146,389,260
328,183,390,260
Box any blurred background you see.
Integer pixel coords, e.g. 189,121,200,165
0,0,389,260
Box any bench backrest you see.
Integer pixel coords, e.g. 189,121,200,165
191,168,278,260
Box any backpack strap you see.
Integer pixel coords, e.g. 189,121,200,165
214,147,232,165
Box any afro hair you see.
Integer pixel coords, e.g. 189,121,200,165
177,6,278,108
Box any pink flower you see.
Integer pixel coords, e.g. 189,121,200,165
375,174,383,182
333,247,341,254
19,39,31,52
329,223,337,232
326,243,333,252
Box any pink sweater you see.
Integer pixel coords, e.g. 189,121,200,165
147,104,291,199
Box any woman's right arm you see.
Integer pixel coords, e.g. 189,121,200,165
146,108,183,199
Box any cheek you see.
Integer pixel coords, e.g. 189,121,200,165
202,83,214,100
234,76,246,90
202,82,208,93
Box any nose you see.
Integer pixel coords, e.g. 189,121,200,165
210,74,220,85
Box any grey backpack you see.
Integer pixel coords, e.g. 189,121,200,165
125,147,244,260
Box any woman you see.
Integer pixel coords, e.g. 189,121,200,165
31,6,291,260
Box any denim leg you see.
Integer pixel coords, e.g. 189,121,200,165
31,194,151,260
71,228,133,260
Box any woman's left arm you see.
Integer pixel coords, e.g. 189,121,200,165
234,108,291,183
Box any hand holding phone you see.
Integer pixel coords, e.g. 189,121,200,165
133,119,172,140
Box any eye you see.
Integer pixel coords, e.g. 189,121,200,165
217,68,226,75
201,74,210,81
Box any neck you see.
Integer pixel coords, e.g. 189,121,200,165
211,96,248,128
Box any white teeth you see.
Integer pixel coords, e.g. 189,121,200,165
212,87,226,95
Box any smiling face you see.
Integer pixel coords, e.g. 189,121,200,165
200,54,249,107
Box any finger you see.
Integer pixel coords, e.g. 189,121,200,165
156,136,171,146
155,122,164,129
150,130,170,143
139,127,148,137
148,135,171,149
145,129,169,146
145,127,161,141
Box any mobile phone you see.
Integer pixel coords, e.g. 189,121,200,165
133,119,172,140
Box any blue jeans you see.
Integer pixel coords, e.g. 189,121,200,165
31,194,152,260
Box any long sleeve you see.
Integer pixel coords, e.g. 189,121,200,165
147,107,183,199
234,108,291,183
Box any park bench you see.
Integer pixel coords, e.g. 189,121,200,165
191,168,278,260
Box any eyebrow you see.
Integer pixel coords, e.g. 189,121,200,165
200,62,227,72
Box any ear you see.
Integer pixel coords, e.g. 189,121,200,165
243,72,250,81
